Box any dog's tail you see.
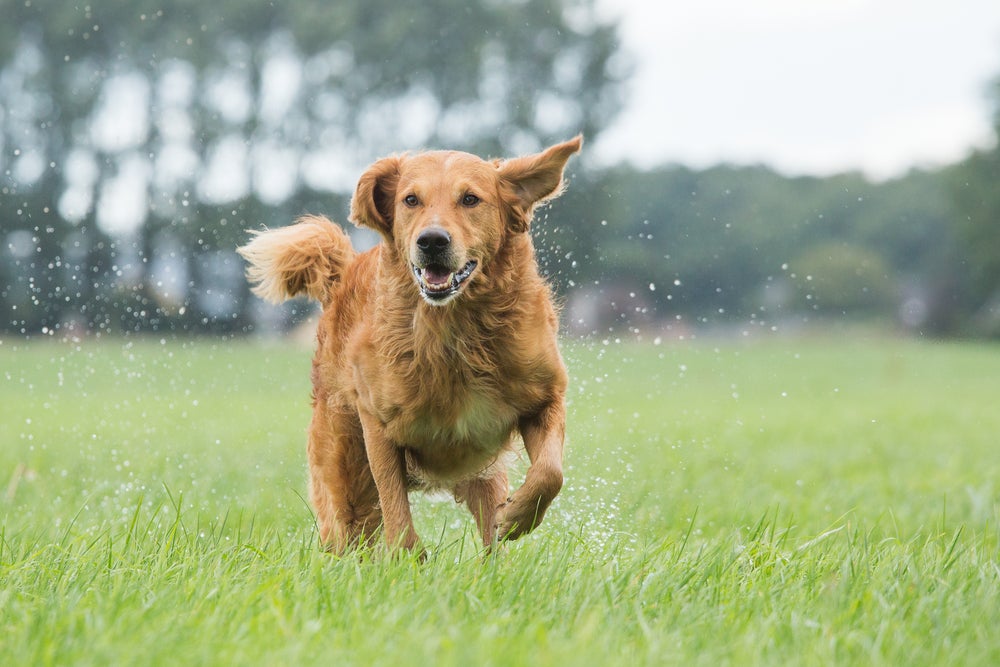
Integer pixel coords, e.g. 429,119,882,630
237,215,356,306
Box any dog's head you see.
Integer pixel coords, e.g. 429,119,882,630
349,137,582,306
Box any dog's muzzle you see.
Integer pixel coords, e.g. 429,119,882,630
411,260,478,304
411,227,477,304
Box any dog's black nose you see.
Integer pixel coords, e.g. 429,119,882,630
416,228,451,254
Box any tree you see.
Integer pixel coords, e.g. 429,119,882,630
545,161,955,333
949,71,1000,335
787,242,898,316
0,0,626,334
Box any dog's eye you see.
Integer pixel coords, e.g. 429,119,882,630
461,193,480,207
403,194,419,207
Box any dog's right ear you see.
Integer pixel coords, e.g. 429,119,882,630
349,156,401,238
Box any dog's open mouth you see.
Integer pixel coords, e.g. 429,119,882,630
412,260,478,303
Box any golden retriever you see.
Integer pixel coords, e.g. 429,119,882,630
238,136,582,554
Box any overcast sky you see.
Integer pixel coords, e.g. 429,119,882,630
592,0,1000,179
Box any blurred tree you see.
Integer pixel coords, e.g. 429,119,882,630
546,162,953,331
0,0,626,335
787,242,898,316
949,70,1000,336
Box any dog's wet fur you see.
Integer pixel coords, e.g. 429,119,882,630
238,137,582,554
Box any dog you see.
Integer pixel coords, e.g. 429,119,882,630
238,136,582,554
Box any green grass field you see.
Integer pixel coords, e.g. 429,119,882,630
2,334,999,665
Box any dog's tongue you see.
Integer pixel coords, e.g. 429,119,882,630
423,266,451,286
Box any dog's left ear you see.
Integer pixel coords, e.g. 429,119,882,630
497,135,582,233
349,155,402,238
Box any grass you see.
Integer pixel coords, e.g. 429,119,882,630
2,333,999,665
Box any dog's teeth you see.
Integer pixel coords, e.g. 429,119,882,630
421,268,452,289
421,269,453,291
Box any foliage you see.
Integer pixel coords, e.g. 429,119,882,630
0,0,624,335
949,150,1000,334
787,242,898,315
948,71,1000,336
1,1,997,337
547,164,957,332
2,0,621,152
2,337,1000,664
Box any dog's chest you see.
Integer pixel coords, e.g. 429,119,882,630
367,318,548,454
396,387,518,452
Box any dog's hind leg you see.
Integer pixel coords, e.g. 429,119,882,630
308,406,382,553
454,469,509,548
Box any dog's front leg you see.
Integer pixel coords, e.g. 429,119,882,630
496,398,565,540
358,410,421,553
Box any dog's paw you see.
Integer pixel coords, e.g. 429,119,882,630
384,526,427,560
493,497,539,542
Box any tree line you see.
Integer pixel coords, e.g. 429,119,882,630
1,1,997,338
549,161,978,336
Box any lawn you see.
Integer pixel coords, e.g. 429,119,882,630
2,333,999,665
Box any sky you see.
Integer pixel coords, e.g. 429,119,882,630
592,0,1000,179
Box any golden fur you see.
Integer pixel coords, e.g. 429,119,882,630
238,137,582,554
